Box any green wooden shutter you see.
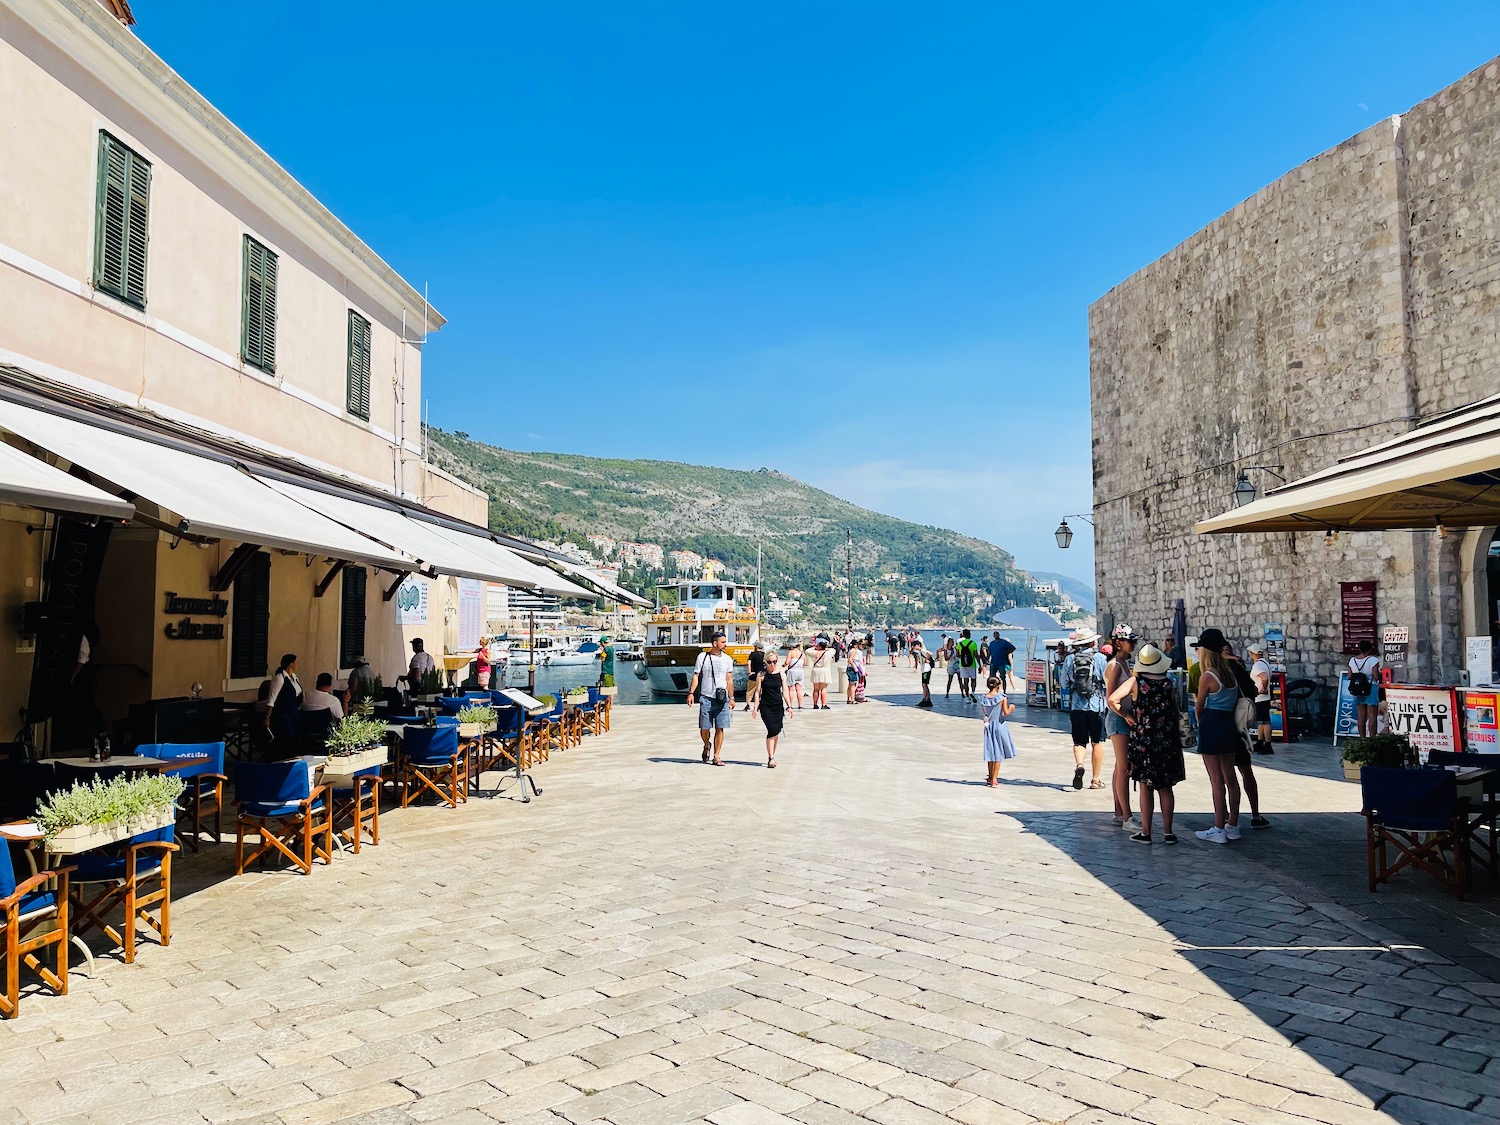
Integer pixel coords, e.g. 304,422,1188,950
241,236,279,373
346,310,372,420
339,566,368,668
93,132,150,307
230,552,271,680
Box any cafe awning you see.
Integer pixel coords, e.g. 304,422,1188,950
546,562,650,608
422,523,598,599
1195,396,1500,534
0,402,417,571
0,438,134,520
257,476,582,592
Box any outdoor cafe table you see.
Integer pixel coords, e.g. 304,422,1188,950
50,755,207,774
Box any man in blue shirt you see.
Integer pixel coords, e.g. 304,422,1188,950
987,632,1017,692
1061,631,1107,791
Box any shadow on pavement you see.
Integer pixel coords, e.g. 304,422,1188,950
1005,808,1500,1123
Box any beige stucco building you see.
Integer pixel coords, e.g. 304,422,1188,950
0,0,566,748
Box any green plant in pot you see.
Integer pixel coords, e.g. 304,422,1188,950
326,714,387,757
537,694,558,710
602,674,615,688
351,673,383,711
35,773,185,851
1341,733,1418,770
457,704,496,737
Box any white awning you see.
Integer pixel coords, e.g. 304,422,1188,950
421,522,598,599
0,438,134,520
1196,395,1500,534
497,538,651,607
0,402,416,571
257,476,574,590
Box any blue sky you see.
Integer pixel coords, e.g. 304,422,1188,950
138,2,1500,584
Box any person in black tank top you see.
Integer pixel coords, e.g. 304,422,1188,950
753,651,788,767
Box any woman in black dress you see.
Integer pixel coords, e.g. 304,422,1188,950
752,651,788,768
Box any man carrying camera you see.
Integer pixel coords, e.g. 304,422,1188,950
687,631,736,766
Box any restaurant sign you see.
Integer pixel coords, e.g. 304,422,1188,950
1340,580,1378,655
394,575,428,625
162,591,227,640
1384,685,1460,758
1380,626,1409,684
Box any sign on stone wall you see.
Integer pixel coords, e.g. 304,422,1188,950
1466,636,1494,687
394,576,428,625
1381,626,1409,684
1340,581,1378,655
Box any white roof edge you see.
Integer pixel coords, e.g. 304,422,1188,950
22,0,444,332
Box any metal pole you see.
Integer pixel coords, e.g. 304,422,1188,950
528,611,536,695
846,530,853,634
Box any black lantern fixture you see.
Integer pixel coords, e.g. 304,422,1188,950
1231,464,1286,508
1053,514,1093,549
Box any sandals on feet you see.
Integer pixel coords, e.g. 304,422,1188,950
767,760,777,768
1088,780,1105,789
712,759,724,766
702,747,710,763
1072,767,1085,790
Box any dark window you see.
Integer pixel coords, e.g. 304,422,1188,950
229,551,271,680
339,566,367,668
93,132,151,307
241,235,278,372
346,310,372,420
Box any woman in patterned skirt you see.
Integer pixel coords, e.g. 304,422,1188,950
1108,643,1186,844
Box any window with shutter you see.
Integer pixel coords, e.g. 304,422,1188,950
230,551,271,680
340,566,368,668
93,132,151,307
347,311,372,420
241,236,279,373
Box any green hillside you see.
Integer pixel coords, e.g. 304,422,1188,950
427,430,1039,625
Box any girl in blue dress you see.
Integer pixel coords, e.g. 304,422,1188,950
979,675,1018,786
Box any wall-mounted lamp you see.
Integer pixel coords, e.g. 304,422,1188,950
1324,529,1340,547
1054,514,1094,549
1232,465,1286,508
1436,516,1449,540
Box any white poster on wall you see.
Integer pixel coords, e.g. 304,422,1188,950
394,576,428,625
1467,636,1494,687
458,579,483,649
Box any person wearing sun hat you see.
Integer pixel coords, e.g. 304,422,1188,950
1108,643,1187,844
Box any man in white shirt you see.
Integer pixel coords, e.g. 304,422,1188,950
687,631,735,766
1248,642,1274,756
302,673,345,720
408,638,437,685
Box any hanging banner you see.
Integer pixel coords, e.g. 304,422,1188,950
457,578,484,649
394,576,428,625
1025,659,1048,707
1264,624,1285,672
1462,688,1500,754
1466,636,1494,688
1385,685,1460,759
1332,672,1360,745
1380,626,1409,684
1340,581,1378,655
26,517,113,728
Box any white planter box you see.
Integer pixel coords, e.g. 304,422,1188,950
326,745,386,774
458,721,489,739
47,808,175,855
598,686,618,697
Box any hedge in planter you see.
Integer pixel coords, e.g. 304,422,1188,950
35,773,185,851
1341,734,1418,770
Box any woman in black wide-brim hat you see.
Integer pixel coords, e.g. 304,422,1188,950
1192,627,1243,844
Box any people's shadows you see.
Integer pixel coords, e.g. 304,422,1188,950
927,776,1072,791
647,756,767,768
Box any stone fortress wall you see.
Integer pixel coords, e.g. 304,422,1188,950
1089,57,1500,686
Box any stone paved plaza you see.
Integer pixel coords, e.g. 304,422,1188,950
5,669,1500,1125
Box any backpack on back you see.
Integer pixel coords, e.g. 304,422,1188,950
1348,666,1372,698
1071,654,1097,700
958,639,978,669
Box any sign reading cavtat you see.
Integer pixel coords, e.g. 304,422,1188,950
1384,685,1460,758
163,591,228,640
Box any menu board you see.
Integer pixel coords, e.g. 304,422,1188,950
1264,624,1286,672
1340,581,1378,655
1381,626,1409,684
1463,688,1500,754
1385,685,1460,759
458,578,484,649
1025,659,1049,707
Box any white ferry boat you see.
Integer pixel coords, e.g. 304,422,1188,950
643,565,760,696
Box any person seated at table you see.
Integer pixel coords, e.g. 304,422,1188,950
302,672,345,720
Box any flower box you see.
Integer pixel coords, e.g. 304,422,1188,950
47,808,175,855
458,721,489,739
326,744,387,775
598,685,618,697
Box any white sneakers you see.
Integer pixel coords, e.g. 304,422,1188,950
1195,827,1229,844
1224,824,1242,841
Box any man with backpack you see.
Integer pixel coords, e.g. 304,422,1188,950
955,629,982,702
1062,630,1108,790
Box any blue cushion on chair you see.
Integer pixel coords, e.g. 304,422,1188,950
17,889,56,917
235,760,312,808
403,724,459,763
72,824,174,882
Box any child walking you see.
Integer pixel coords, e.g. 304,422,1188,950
979,675,1017,785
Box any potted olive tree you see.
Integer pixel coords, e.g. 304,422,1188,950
325,714,389,774
35,773,185,854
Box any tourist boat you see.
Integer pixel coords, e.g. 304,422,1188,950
505,635,600,669
643,564,760,696
617,637,646,661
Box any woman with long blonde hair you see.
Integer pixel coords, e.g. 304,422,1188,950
1192,628,1242,844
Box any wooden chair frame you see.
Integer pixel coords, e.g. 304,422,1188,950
235,785,334,875
70,838,177,964
1365,812,1470,899
178,772,226,852
2,865,74,1019
329,774,380,853
400,748,468,809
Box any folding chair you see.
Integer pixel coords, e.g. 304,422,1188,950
399,725,466,808
328,767,381,854
578,689,604,739
70,825,177,964
234,761,333,875
136,742,227,852
1362,766,1469,898
1,841,74,1018
1425,753,1500,885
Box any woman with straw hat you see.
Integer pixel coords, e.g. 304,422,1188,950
1108,643,1187,844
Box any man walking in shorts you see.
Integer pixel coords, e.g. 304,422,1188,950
687,632,736,766
1062,631,1107,790
955,629,981,702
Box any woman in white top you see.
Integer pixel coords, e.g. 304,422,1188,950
783,644,806,710
1348,639,1382,738
809,642,832,710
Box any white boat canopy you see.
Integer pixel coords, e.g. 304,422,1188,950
0,401,416,572
0,437,134,520
1195,396,1500,535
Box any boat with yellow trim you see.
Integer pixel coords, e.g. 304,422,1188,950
642,564,759,695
